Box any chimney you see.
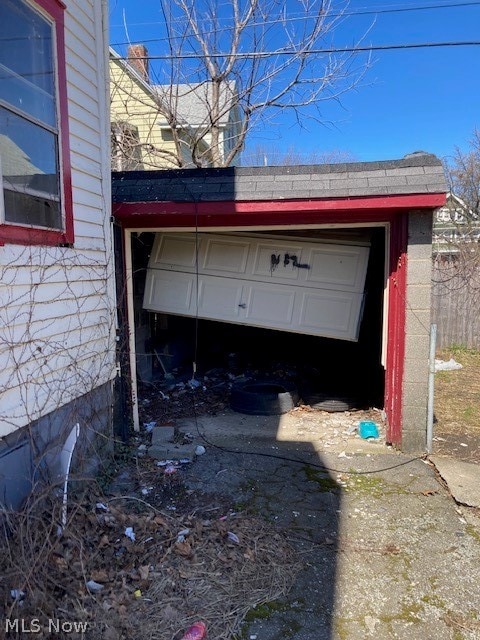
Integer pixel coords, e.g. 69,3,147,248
127,44,149,83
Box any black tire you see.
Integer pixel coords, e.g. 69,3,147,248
303,393,357,412
230,379,299,415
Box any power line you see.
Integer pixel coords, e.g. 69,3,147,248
114,40,480,61
110,0,480,46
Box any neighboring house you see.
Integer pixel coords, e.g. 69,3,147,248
0,0,116,508
110,45,243,169
155,80,243,167
112,153,448,454
433,192,480,256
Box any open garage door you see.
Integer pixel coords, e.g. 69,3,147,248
143,232,370,341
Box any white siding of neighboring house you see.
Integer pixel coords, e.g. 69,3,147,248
0,0,116,437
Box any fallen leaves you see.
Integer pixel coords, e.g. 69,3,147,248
0,494,300,640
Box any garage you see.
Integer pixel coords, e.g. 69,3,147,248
112,155,447,451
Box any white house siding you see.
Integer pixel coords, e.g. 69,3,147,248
0,0,115,438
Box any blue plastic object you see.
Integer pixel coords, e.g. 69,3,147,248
359,421,379,439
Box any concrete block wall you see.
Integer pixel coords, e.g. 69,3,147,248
0,382,114,509
402,210,434,452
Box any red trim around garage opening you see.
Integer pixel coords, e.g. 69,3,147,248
385,212,408,445
114,191,444,446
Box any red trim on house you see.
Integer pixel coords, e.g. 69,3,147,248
0,0,73,247
0,226,70,247
51,0,74,245
113,193,445,228
384,212,408,445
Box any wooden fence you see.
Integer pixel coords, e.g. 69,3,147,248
431,254,480,349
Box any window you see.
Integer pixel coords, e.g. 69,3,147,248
0,0,72,245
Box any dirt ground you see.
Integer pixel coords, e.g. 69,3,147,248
433,347,480,462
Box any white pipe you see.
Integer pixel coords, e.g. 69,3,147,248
125,230,140,431
426,323,437,454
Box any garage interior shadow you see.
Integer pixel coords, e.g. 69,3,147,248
132,227,386,409
128,228,387,638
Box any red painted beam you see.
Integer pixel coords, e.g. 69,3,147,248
112,193,446,228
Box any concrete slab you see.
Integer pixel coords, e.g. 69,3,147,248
178,415,480,640
430,456,480,507
176,409,387,457
148,442,197,461
151,426,175,445
149,426,200,460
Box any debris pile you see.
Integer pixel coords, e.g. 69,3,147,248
1,490,300,640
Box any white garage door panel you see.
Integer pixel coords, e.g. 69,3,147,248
144,270,193,314
306,246,369,291
198,277,244,319
246,283,296,326
253,242,305,281
300,291,363,339
203,238,250,274
144,232,370,341
153,234,197,269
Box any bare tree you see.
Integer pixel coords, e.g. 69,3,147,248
432,130,480,348
438,130,480,254
111,0,371,169
447,129,480,219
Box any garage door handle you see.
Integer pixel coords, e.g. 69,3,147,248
238,303,247,308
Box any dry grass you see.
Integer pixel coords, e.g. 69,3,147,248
434,346,480,460
0,485,301,640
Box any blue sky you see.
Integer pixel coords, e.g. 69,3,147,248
109,1,480,164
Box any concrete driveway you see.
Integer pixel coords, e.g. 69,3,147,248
176,409,480,639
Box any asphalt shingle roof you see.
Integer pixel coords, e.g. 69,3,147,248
112,152,447,203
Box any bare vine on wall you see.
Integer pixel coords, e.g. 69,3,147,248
0,228,119,491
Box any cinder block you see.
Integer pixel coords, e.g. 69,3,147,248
151,426,175,446
404,333,431,358
406,309,431,337
402,404,426,429
403,381,429,409
408,240,433,261
406,284,432,311
401,429,427,454
403,358,429,384
407,259,433,286
409,211,433,239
